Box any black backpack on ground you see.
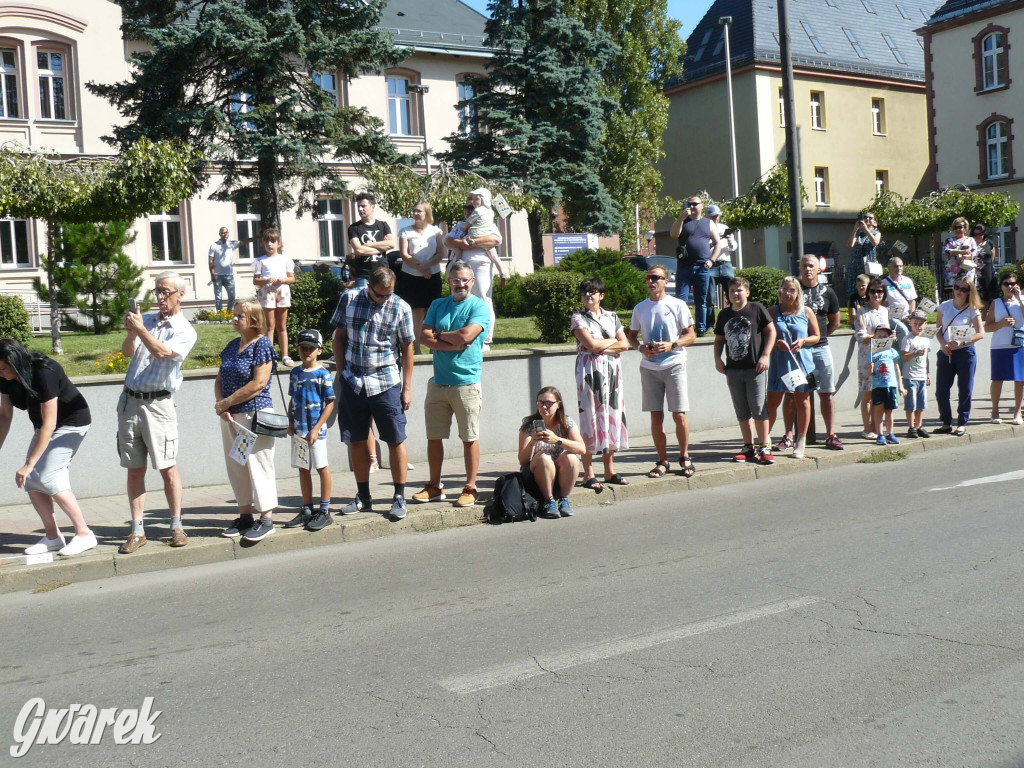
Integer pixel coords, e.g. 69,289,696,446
487,472,538,524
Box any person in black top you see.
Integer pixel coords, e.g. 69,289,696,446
670,195,722,336
347,191,396,289
0,338,97,557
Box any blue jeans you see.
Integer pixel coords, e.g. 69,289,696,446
935,345,976,427
676,263,713,333
213,274,235,312
706,262,735,309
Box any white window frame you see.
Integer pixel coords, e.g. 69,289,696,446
0,217,30,268
810,91,825,130
778,87,785,128
230,90,254,131
872,98,886,135
234,201,262,261
150,208,184,263
36,48,66,120
994,225,1014,267
814,167,830,206
874,170,888,197
457,79,476,136
387,75,413,136
1,48,20,119
982,32,1005,90
312,71,338,108
317,198,346,260
986,121,1009,179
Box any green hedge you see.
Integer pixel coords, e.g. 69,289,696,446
735,266,788,306
903,265,937,304
556,248,648,311
0,295,31,344
286,269,346,348
493,272,530,317
521,269,583,343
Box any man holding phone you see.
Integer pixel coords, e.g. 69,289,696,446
628,264,697,479
117,271,197,554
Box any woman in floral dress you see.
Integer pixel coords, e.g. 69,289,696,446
570,277,630,492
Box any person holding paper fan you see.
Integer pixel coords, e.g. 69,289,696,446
867,324,905,445
766,277,820,459
215,298,279,541
985,273,1024,424
900,310,933,438
855,279,889,439
934,279,985,436
943,218,978,285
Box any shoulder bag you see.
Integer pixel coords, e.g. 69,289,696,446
251,361,290,438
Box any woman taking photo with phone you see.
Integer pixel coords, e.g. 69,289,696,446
985,272,1024,424
847,213,881,298
518,386,585,520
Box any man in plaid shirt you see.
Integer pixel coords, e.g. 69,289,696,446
331,267,415,521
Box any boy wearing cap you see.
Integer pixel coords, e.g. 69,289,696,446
868,323,905,445
285,329,336,531
900,310,932,438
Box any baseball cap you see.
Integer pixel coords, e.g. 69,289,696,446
706,204,722,216
908,309,928,321
874,322,892,331
296,329,323,349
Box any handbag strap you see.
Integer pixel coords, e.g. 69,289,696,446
884,276,912,305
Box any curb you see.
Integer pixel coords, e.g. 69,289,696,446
2,424,1018,594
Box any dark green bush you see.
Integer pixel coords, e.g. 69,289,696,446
997,264,1024,283
903,265,937,304
0,295,32,344
493,272,530,317
735,266,788,306
521,268,583,343
286,268,346,347
556,248,647,311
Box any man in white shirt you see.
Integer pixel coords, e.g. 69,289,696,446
207,227,255,312
117,271,198,554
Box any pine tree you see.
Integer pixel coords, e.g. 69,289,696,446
34,222,147,335
88,0,407,229
441,0,620,263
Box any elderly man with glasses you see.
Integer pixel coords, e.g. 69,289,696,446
670,196,721,336
332,266,415,521
116,271,197,554
628,264,697,479
411,261,491,508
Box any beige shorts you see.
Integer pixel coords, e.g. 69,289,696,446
117,393,179,470
640,363,689,413
424,379,482,443
258,284,291,309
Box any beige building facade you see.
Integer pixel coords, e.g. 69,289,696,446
922,0,1023,265
0,0,532,311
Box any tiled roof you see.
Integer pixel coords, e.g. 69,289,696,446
678,0,942,85
381,0,490,55
924,0,1016,26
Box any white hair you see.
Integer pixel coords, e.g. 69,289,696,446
155,271,186,292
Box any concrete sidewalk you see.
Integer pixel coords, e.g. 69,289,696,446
1,405,1019,594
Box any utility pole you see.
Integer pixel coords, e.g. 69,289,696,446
719,15,742,268
777,0,803,271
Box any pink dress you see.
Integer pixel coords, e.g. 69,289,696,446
571,310,629,456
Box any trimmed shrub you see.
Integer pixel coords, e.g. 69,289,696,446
493,272,530,317
997,264,1024,284
903,265,937,304
735,266,789,306
286,268,346,347
556,248,647,311
521,268,583,343
0,295,32,344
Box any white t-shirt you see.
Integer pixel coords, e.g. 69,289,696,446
630,296,693,370
937,299,981,345
399,224,443,276
900,334,930,381
990,295,1024,349
209,239,240,275
884,275,918,315
253,254,295,281
715,222,736,264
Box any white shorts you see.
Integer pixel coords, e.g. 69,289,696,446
258,284,291,308
640,363,689,413
308,438,329,470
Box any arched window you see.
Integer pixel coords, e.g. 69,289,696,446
974,25,1010,93
385,68,422,137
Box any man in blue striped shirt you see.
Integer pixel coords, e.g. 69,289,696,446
331,267,415,522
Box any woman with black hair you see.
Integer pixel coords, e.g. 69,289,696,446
517,386,585,519
0,338,97,556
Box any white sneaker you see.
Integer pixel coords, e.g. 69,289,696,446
25,535,66,555
793,436,806,459
861,431,878,440
58,531,98,557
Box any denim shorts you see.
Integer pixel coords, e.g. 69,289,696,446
903,379,927,412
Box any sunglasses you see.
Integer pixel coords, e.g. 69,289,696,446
536,400,558,407
1003,281,1018,287
581,289,600,296
953,285,970,292
685,202,701,208
953,225,965,230
869,289,885,295
646,275,666,282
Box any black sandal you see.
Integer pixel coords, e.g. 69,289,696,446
647,460,670,478
582,477,604,493
604,473,629,486
679,456,696,478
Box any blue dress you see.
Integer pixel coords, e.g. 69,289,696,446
768,309,813,393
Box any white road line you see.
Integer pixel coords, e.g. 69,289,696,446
440,595,821,694
929,469,1024,492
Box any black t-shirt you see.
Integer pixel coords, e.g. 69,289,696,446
714,301,773,370
676,217,714,266
801,281,839,347
347,220,393,280
0,356,91,430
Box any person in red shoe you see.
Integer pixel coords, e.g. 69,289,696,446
413,262,490,508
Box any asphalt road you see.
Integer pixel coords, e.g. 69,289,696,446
1,438,1023,767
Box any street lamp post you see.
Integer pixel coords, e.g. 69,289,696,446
407,83,431,175
719,15,742,268
777,0,804,270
